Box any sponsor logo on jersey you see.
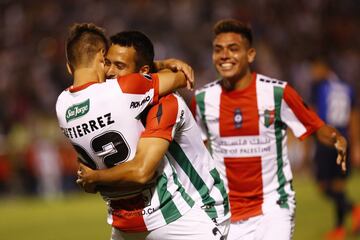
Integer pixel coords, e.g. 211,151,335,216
234,108,242,128
65,99,90,122
130,96,151,109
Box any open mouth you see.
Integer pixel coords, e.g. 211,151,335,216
219,62,235,70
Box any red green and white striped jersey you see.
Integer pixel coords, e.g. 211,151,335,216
193,73,324,222
56,74,229,232
141,93,230,225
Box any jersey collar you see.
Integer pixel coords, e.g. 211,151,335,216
68,82,99,93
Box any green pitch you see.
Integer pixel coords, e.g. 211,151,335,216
0,171,359,240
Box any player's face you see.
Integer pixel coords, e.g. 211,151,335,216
105,44,137,78
212,32,255,83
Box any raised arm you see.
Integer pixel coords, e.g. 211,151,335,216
157,71,193,97
154,58,194,90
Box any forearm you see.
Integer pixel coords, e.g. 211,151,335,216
158,71,187,97
153,60,165,72
315,124,344,147
93,159,151,185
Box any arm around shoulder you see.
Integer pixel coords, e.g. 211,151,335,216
157,71,190,96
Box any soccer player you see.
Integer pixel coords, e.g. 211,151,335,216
191,19,347,240
56,24,227,240
309,57,360,239
76,30,230,240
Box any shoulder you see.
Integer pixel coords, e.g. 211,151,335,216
256,73,287,88
158,93,182,108
117,73,157,94
55,90,70,108
195,79,221,96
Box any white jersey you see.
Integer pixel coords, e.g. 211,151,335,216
56,74,229,233
193,73,324,221
141,93,230,225
56,73,190,232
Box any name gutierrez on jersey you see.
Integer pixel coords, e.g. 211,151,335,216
61,113,115,139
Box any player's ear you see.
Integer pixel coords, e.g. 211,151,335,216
66,62,73,75
247,47,256,64
139,65,150,74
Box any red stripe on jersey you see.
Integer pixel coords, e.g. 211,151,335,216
224,156,263,221
109,195,148,232
118,73,159,103
141,94,178,141
68,82,98,93
189,95,197,118
219,73,259,136
283,84,324,140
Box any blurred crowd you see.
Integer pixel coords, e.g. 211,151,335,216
0,0,359,197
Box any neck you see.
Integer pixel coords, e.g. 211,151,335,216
73,68,102,87
222,70,253,91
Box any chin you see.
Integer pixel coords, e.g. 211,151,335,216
219,72,237,79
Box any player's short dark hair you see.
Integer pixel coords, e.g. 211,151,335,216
110,31,155,71
66,23,108,70
213,19,253,47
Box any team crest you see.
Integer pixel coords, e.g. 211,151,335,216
262,109,275,128
65,99,90,122
234,108,242,129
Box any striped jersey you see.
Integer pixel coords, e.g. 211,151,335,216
193,73,324,221
56,74,229,232
141,93,230,225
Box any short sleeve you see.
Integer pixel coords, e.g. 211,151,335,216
141,94,180,142
281,84,324,140
117,73,159,104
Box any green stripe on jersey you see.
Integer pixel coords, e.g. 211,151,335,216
170,164,195,208
274,86,289,209
210,168,230,215
156,174,182,224
168,141,218,219
195,92,212,154
196,92,207,125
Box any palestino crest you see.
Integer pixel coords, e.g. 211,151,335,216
261,108,275,128
234,108,242,129
65,99,90,122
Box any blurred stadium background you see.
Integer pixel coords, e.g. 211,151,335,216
0,0,359,239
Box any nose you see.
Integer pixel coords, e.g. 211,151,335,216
106,65,117,79
221,49,230,59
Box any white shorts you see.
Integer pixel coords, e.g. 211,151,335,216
227,207,295,240
111,206,229,240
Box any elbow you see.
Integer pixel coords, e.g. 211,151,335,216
132,167,155,185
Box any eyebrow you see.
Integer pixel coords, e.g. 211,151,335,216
213,43,239,48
